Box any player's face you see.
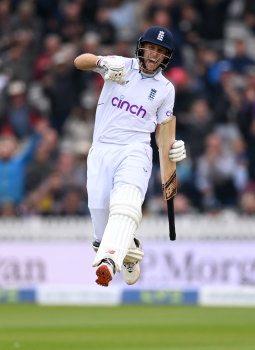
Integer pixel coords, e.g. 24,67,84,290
141,42,168,74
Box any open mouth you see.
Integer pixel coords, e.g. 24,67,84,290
146,59,158,70
146,59,158,68
148,58,158,63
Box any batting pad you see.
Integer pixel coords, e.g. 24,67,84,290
123,238,144,263
93,238,144,263
92,185,142,272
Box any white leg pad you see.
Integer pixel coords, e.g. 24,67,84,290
92,185,142,272
123,238,144,263
93,238,144,263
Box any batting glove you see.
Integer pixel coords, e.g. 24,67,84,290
169,140,186,162
96,56,126,85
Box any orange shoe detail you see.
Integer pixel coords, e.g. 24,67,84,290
95,264,113,287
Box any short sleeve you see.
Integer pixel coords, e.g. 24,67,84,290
157,82,175,124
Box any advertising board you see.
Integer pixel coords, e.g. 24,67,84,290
0,241,254,289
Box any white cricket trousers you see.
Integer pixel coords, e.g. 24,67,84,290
87,142,153,241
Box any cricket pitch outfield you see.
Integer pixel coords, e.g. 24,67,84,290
0,304,254,350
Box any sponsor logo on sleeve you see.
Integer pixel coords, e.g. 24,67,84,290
166,110,173,117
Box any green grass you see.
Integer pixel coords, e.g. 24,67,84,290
0,305,255,350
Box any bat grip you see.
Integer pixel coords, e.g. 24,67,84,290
167,198,176,241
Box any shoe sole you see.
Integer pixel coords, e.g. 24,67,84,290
96,264,113,287
126,266,141,285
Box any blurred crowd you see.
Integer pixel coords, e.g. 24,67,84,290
0,0,255,217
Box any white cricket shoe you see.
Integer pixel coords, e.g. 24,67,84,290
95,258,116,287
123,261,140,285
123,238,142,285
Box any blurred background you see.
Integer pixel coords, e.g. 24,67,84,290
0,0,255,307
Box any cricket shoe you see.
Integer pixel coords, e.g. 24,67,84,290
96,258,116,287
123,238,142,285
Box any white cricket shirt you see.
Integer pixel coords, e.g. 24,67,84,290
93,57,175,145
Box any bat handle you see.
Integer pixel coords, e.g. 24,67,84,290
167,198,176,241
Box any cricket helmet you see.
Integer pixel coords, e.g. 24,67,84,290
136,26,174,70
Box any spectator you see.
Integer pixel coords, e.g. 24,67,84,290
59,185,88,216
243,0,255,34
107,0,140,42
78,0,100,30
0,120,48,207
1,29,36,82
166,67,200,140
10,1,43,42
33,33,62,80
61,106,93,151
0,0,11,37
195,133,239,211
94,6,117,46
44,48,80,133
25,141,55,194
56,149,85,191
59,1,84,44
229,39,255,74
186,98,214,162
237,84,255,180
194,0,232,45
80,31,100,56
1,80,43,139
178,3,200,47
23,170,65,216
35,0,59,35
239,181,255,215
77,32,101,92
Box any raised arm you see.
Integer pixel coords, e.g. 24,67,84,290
74,53,99,71
74,53,126,85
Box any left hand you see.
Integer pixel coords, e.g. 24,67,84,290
169,140,186,162
97,56,126,85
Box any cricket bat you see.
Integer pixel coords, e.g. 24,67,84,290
158,116,177,240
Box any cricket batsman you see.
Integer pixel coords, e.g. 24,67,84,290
74,26,186,286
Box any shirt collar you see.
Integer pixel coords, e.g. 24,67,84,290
133,58,163,81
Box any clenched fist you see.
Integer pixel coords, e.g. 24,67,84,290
97,56,126,85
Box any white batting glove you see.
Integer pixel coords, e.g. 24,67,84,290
96,56,126,85
169,140,186,162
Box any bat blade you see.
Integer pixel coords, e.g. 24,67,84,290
158,116,177,240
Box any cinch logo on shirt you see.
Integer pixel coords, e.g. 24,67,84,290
112,96,147,118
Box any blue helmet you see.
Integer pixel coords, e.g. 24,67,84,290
136,26,174,70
